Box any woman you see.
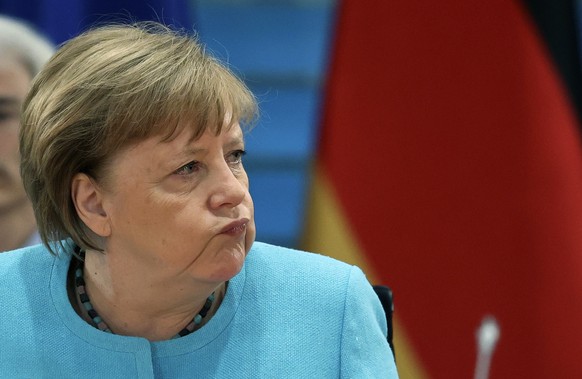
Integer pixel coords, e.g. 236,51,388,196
0,15,54,251
0,22,398,378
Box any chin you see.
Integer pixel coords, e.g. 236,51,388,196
206,246,247,282
207,262,245,283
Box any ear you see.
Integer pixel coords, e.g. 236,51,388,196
71,173,112,237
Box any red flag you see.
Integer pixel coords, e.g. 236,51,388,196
303,1,582,377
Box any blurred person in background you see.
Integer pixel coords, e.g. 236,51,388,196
0,15,54,251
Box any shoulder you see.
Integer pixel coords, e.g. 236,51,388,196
248,241,354,269
0,243,53,268
0,243,61,290
244,242,373,302
247,241,357,280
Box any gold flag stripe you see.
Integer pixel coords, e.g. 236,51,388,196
302,165,429,379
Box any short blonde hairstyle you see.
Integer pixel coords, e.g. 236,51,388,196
20,22,258,254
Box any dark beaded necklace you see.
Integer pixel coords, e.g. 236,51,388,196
72,247,215,339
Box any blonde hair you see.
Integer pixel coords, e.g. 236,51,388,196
20,22,258,254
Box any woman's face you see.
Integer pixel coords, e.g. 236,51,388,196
99,124,255,284
0,57,31,214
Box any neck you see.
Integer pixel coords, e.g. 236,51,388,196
0,200,36,251
79,249,225,341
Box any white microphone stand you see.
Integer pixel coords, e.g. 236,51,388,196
474,315,500,379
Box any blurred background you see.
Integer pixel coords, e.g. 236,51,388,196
2,0,582,378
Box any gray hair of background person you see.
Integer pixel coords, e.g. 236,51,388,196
0,15,55,76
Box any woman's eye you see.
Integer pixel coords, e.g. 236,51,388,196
175,161,200,176
0,109,17,124
228,149,246,165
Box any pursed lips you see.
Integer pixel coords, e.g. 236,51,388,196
219,218,249,236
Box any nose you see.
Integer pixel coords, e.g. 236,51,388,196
208,162,247,210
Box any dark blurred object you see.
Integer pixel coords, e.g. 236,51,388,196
522,0,582,128
373,285,395,360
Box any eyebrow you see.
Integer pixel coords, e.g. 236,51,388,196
224,133,245,149
180,136,245,156
174,131,245,161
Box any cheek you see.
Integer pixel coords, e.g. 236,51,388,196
0,127,19,159
244,194,256,249
245,220,257,251
107,189,175,235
